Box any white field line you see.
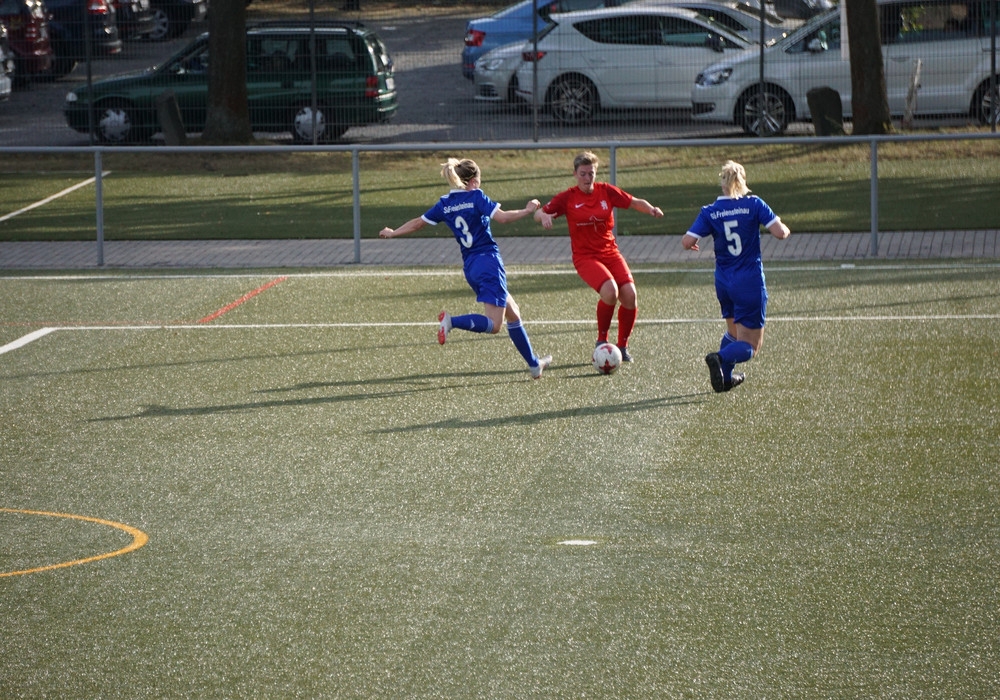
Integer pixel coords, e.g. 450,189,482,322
0,327,57,355
1,261,999,282
3,313,998,356
0,172,112,224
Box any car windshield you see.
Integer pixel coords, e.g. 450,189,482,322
774,7,837,48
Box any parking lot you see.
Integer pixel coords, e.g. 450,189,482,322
0,9,749,147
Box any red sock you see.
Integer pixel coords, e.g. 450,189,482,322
596,300,615,342
617,305,636,348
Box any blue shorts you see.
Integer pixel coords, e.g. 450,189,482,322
715,267,767,329
464,251,509,308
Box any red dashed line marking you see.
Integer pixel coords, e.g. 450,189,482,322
198,276,288,324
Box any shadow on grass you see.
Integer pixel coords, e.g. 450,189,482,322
375,393,706,434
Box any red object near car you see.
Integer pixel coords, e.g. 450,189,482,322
0,0,54,82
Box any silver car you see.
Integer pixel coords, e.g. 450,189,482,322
692,0,1000,135
474,40,528,104
513,4,750,123
643,0,800,45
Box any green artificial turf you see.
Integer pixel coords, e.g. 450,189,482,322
1,139,998,241
1,263,997,697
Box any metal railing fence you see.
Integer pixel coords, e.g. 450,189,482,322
2,130,999,265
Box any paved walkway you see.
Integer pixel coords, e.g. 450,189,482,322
1,231,997,270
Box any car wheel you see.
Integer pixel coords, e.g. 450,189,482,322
548,74,598,125
292,105,342,143
972,78,1000,126
96,101,145,144
737,86,791,137
148,8,176,41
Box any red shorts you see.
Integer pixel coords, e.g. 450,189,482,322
573,252,634,293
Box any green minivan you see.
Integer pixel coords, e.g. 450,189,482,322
64,21,398,143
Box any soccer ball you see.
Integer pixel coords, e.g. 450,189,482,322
592,342,622,375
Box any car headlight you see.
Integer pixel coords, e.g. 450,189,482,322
696,67,733,87
65,92,78,103
479,56,508,72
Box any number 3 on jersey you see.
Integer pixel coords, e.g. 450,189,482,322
723,220,742,256
454,215,473,248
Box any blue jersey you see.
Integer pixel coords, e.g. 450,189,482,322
687,194,779,329
422,188,502,263
686,195,779,273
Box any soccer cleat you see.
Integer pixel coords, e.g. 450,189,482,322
618,345,633,362
705,352,726,393
725,372,745,391
530,354,552,379
437,311,452,345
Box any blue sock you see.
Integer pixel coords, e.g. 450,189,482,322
720,332,737,351
718,341,754,381
507,320,538,366
451,314,493,334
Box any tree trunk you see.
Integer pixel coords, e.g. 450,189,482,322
201,0,252,144
845,0,893,134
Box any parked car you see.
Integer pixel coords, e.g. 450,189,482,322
462,0,627,80
0,21,14,97
44,0,122,78
513,4,750,123
474,39,528,103
114,0,154,40
147,0,205,41
770,0,831,20
645,0,797,44
0,0,54,82
476,0,796,104
692,0,1000,136
64,21,398,143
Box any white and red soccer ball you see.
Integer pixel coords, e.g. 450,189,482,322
592,342,622,375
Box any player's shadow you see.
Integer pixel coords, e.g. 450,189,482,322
86,368,525,421
375,393,705,434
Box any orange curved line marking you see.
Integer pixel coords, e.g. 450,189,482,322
0,508,149,578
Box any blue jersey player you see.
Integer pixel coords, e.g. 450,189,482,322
682,161,790,393
379,158,552,379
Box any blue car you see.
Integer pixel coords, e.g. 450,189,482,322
462,0,624,80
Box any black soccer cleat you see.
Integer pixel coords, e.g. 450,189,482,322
618,345,633,362
705,352,726,393
724,372,745,391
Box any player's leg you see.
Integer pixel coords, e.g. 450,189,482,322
442,254,504,342
715,279,766,386
503,295,551,377
575,258,616,343
606,254,637,358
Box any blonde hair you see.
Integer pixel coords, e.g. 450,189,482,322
441,158,480,189
574,151,599,171
719,160,750,198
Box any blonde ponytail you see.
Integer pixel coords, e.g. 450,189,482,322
719,160,750,198
441,158,480,189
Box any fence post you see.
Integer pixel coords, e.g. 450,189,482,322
95,150,105,266
870,138,879,257
352,148,361,264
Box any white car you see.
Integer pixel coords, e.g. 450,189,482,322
474,40,529,104
692,0,1000,135
643,0,799,45
513,4,751,123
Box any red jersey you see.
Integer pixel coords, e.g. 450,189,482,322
542,182,633,258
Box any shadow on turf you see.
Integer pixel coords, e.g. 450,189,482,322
87,368,536,421
375,393,705,433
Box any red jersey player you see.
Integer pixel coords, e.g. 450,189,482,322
535,151,663,362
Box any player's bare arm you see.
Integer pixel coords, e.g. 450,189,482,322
379,217,427,239
533,208,556,230
769,219,791,239
630,198,663,218
494,199,541,225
